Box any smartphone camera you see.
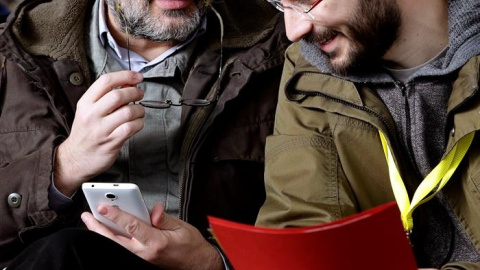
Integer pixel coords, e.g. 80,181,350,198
105,192,118,201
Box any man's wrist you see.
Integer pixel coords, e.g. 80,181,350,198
206,237,231,270
53,143,85,196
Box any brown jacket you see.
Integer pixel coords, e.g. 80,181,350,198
0,0,289,265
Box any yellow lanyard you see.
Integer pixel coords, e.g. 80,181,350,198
379,131,474,234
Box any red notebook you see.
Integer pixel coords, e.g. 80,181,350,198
208,201,417,270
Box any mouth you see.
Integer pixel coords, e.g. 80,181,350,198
318,29,339,46
155,0,192,10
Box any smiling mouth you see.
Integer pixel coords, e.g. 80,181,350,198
318,29,339,45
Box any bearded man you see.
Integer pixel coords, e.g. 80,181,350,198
257,0,480,269
0,0,289,268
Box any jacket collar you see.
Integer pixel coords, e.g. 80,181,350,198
4,0,281,82
5,0,281,56
287,48,480,155
285,44,363,107
287,45,480,110
449,55,480,112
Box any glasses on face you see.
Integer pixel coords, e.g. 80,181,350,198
266,0,322,20
115,3,218,109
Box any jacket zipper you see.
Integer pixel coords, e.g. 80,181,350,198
178,58,235,221
178,102,215,221
293,86,416,188
394,80,421,175
292,88,396,140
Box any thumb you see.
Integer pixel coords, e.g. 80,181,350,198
151,203,182,231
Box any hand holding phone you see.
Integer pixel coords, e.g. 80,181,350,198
82,183,151,237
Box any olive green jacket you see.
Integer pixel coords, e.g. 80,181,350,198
257,42,480,269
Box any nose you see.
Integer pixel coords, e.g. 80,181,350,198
284,12,314,42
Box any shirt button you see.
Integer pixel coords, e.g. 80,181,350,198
7,193,22,208
69,72,84,86
451,128,455,137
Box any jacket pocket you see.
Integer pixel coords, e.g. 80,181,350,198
0,128,56,164
258,133,356,228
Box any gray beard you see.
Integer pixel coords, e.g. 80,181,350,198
126,9,203,42
106,0,206,43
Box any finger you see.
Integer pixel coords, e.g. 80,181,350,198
81,211,117,239
100,104,145,137
107,117,145,147
83,71,143,103
151,203,182,231
150,203,165,228
98,205,153,243
95,86,144,116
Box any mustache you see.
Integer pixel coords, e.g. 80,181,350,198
304,28,339,45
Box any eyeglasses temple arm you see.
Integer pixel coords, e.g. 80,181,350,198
305,0,322,13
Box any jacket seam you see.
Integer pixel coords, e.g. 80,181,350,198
0,127,54,134
266,135,333,163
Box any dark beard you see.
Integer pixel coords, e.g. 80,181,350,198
345,0,401,74
304,0,401,76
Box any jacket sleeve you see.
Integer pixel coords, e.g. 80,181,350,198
442,261,480,269
255,43,357,228
0,55,81,257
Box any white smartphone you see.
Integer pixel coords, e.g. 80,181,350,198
82,182,151,237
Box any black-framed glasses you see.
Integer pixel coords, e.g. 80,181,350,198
266,0,322,20
139,99,211,109
115,3,223,110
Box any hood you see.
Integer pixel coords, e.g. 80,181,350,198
299,0,480,83
1,0,94,80
5,0,280,52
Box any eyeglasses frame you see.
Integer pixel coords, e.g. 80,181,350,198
267,0,322,19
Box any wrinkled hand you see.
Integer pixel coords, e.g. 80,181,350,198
54,71,145,196
81,204,224,270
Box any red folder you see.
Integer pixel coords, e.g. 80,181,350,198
208,201,417,270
